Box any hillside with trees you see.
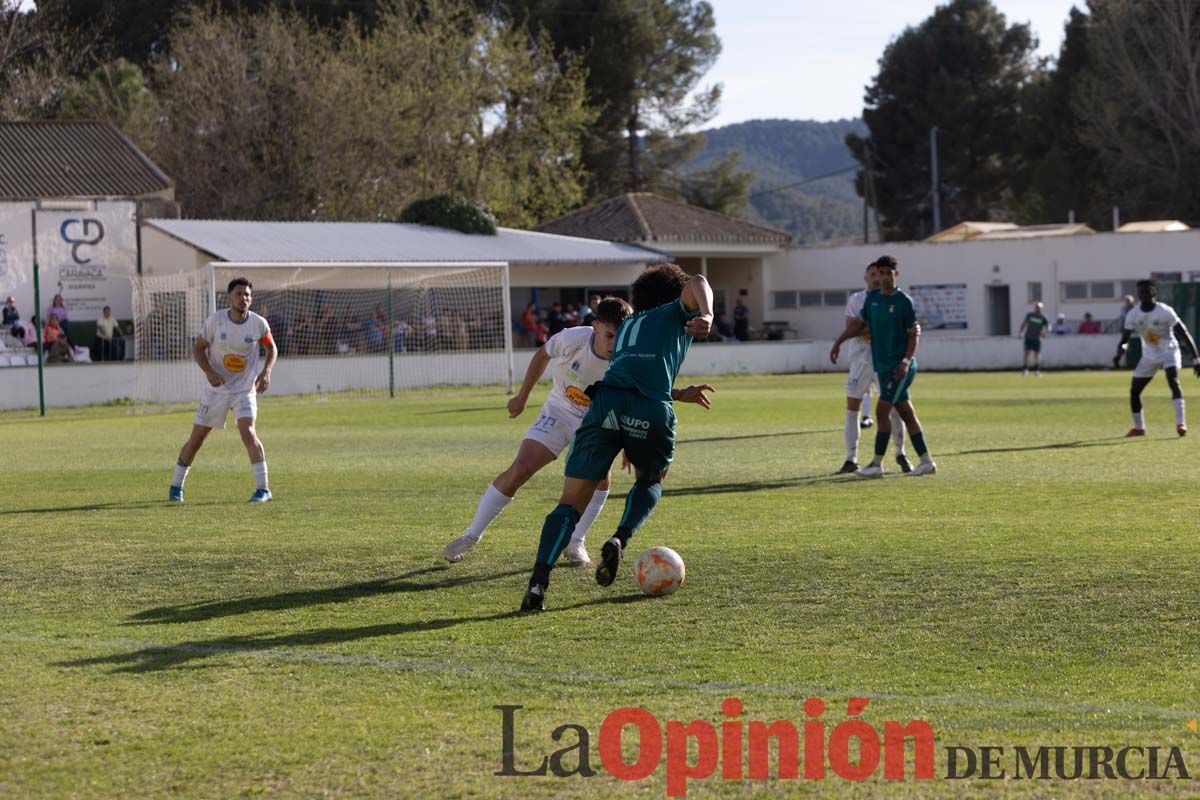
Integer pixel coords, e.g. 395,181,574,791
688,118,866,244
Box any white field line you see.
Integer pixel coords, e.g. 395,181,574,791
2,633,1193,722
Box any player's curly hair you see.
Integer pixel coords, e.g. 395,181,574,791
631,263,690,312
594,297,633,327
871,255,898,270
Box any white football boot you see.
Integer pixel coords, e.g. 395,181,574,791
910,457,938,476
856,462,884,478
563,540,592,567
443,532,480,563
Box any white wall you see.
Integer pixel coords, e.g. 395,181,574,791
140,225,211,276
0,336,1119,410
768,231,1200,338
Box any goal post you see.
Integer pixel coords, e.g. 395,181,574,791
133,260,514,407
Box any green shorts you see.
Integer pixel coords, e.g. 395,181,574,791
877,361,917,405
1024,338,1041,353
565,385,676,480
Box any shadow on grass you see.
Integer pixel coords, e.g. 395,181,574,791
607,472,862,501
679,429,836,445
127,566,525,626
0,500,225,515
61,594,651,673
656,473,855,498
413,406,499,416
945,437,1124,456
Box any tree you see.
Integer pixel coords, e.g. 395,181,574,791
133,0,591,224
846,0,1037,240
60,58,160,136
57,0,383,65
677,152,752,216
1013,7,1100,227
0,0,102,119
1075,0,1200,224
483,0,746,208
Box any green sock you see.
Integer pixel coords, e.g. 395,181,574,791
874,430,890,459
534,504,580,578
617,480,663,540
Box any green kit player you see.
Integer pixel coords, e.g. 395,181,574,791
1019,301,1049,376
520,264,715,612
834,255,937,478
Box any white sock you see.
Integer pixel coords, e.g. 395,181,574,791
844,409,860,461
861,391,872,418
1174,398,1185,426
172,461,190,488
1132,410,1145,429
890,408,905,453
572,489,609,544
251,461,269,491
465,484,512,541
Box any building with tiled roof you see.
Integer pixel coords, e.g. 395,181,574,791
0,121,177,214
537,193,793,335
537,192,792,247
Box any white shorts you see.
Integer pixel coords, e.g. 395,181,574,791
194,385,257,429
845,357,878,400
1133,349,1182,379
523,401,583,457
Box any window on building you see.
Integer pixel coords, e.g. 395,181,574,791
771,291,798,310
1062,282,1088,301
799,291,822,307
1090,281,1115,299
823,290,848,307
1120,280,1139,297
1027,282,1042,303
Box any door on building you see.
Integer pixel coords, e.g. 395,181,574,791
986,285,1011,335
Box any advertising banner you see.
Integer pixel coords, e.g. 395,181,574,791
0,202,137,325
35,203,138,321
910,282,968,330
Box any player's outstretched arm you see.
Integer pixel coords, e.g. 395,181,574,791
672,383,715,410
1173,323,1200,376
682,275,714,339
894,324,920,379
256,338,277,393
1113,329,1133,368
830,318,867,363
193,336,223,387
508,346,552,417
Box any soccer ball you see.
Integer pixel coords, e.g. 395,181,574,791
634,546,685,596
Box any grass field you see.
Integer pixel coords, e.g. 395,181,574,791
2,371,1198,798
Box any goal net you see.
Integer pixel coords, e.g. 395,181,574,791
132,262,513,408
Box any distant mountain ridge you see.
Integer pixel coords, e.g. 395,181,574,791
688,118,866,244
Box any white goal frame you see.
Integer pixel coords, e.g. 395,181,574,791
206,260,514,394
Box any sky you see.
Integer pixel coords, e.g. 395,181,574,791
701,0,1081,126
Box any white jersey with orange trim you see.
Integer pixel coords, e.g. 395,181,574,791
542,325,608,419
200,309,272,395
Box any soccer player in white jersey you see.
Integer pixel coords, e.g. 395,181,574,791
169,277,277,503
443,298,633,566
829,263,908,474
1113,279,1200,437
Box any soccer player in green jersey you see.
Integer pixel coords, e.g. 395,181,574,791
520,264,715,612
1019,302,1050,377
832,255,936,478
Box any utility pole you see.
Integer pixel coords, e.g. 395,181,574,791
930,126,942,235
